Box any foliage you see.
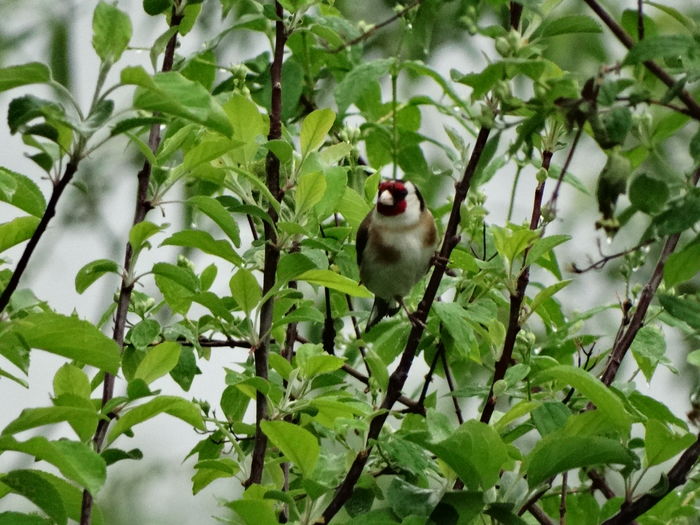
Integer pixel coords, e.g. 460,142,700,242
1,0,700,524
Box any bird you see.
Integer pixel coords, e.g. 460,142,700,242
356,179,438,330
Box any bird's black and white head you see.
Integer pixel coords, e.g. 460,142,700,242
375,180,425,224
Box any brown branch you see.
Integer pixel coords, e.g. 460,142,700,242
599,168,700,386
571,238,655,274
529,504,555,525
481,149,552,424
331,0,422,53
416,346,442,408
317,126,492,524
0,160,79,313
559,472,568,525
583,0,700,120
603,435,700,525
547,126,583,215
636,0,644,41
245,0,287,487
440,346,464,425
341,363,419,411
510,2,523,30
80,8,184,525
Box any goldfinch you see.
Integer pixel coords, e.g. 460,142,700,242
356,180,438,330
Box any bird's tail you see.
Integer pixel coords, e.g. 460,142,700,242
365,297,400,332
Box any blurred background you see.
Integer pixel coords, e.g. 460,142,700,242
1,0,699,523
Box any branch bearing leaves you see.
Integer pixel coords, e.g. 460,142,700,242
300,108,336,157
11,312,120,374
229,268,261,315
664,243,700,288
526,436,636,488
107,396,205,444
296,269,372,297
187,195,241,247
0,216,39,254
92,1,132,64
161,230,243,266
644,419,696,467
0,470,67,525
74,259,119,294
134,342,181,385
629,173,669,215
336,58,394,115
259,420,319,477
0,436,106,495
533,365,632,434
0,63,51,92
623,34,696,65
125,69,232,136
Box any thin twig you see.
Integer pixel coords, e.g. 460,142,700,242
529,504,555,525
0,160,79,313
245,0,287,488
440,344,463,425
510,1,523,30
481,149,552,424
341,363,419,411
416,346,442,408
583,0,700,120
560,472,568,525
79,7,183,525
331,0,422,53
546,126,583,215
637,0,644,41
317,126,492,525
571,238,655,274
602,435,700,525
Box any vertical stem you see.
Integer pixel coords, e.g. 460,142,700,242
79,8,183,525
509,2,523,30
636,0,644,41
246,0,287,487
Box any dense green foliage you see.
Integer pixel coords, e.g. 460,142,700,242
1,0,700,524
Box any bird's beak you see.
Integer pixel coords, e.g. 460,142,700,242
378,190,394,206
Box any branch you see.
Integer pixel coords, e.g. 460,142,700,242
599,168,700,386
245,0,287,487
481,149,552,424
571,238,655,274
317,126,492,524
341,363,419,411
582,0,700,120
510,2,523,30
546,126,583,215
602,434,700,525
80,8,184,525
331,0,422,53
0,160,79,313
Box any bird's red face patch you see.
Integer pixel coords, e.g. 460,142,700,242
377,181,408,216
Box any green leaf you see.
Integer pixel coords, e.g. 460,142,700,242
0,167,46,216
134,342,181,384
107,396,205,444
183,137,243,170
296,171,326,215
187,195,240,247
143,0,171,15
664,243,700,288
658,294,700,330
161,230,242,265
336,59,394,114
0,216,39,253
0,470,66,525
631,326,667,382
532,401,571,436
300,108,336,156
277,253,317,284
129,70,232,136
0,512,51,525
151,262,198,293
433,303,475,359
0,436,106,494
534,15,602,38
192,458,240,494
12,312,120,374
623,35,696,65
315,167,348,220
527,436,636,487
416,421,508,490
3,406,99,437
297,269,372,297
260,420,319,476
129,221,164,251
529,281,571,319
92,1,132,64
644,419,696,467
296,343,345,378
525,234,570,267
386,477,436,520
653,189,700,236
227,498,277,525
53,364,91,399
533,365,632,433
0,63,51,92
229,268,261,315
629,174,669,215
75,259,119,294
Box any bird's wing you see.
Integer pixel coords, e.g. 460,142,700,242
356,212,372,265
